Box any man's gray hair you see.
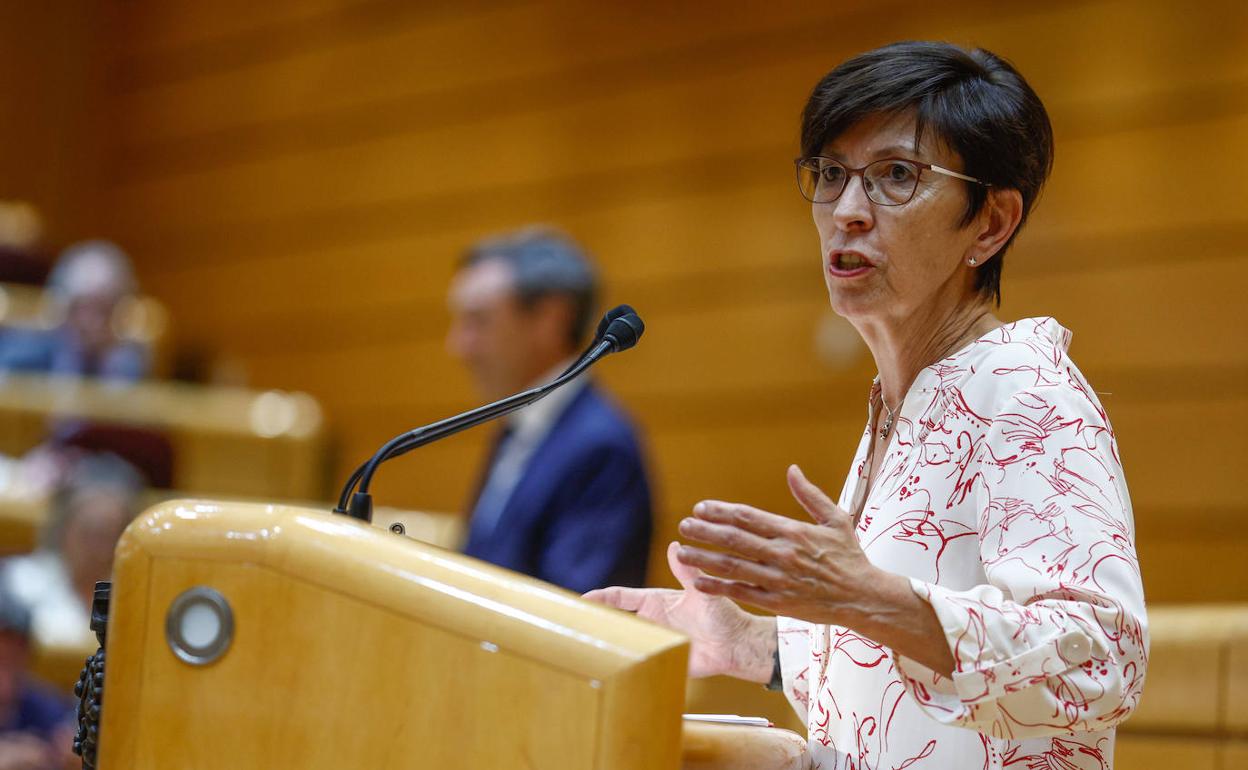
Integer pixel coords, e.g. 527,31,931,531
461,226,600,347
41,451,145,554
47,239,138,301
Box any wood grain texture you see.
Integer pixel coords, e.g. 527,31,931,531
0,374,327,499
9,0,1239,605
680,721,809,770
98,499,689,769
0,1,108,242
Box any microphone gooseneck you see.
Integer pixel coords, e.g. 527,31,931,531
334,305,644,521
554,304,638,378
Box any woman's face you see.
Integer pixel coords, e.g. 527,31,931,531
812,111,984,327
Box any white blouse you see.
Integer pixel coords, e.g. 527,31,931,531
777,317,1148,770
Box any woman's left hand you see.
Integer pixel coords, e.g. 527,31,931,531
675,464,887,628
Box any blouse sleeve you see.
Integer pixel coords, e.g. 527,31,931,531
893,383,1148,740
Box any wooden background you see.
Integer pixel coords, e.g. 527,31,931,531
3,0,1246,602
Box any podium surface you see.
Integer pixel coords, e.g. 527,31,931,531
97,500,688,769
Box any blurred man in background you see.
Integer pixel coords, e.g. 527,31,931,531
0,240,148,381
446,227,652,592
1,452,143,651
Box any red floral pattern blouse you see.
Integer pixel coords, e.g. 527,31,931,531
777,318,1148,769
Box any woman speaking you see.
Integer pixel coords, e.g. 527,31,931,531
587,41,1147,769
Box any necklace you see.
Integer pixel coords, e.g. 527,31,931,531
870,312,997,442
878,396,900,441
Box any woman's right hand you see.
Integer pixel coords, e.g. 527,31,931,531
583,541,777,682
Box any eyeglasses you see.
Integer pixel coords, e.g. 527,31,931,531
794,156,990,206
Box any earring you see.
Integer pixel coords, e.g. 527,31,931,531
967,258,978,266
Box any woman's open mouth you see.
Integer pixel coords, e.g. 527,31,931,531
827,250,875,277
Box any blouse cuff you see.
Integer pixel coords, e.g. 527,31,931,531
775,616,813,722
899,578,1095,708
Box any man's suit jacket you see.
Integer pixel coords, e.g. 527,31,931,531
462,384,652,593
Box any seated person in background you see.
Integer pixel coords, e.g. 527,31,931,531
0,588,74,770
447,227,652,592
1,453,142,651
0,240,148,381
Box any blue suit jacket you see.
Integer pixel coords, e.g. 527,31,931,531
462,384,652,593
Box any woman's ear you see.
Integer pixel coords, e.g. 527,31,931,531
966,187,1023,267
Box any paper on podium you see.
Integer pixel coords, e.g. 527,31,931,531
683,714,773,728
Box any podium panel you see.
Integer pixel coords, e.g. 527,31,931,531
97,500,688,769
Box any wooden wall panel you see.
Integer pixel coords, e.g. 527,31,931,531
113,1,868,149
115,0,384,59
204,256,1247,434
112,0,1248,173
78,0,1248,602
105,65,1248,244
0,2,108,242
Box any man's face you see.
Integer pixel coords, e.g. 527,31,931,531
66,290,121,353
446,259,546,400
62,493,130,586
59,252,129,352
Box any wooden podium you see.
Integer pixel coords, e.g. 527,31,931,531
94,500,690,769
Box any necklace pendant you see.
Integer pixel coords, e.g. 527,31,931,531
878,414,893,440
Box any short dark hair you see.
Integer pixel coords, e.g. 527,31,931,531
461,226,600,348
800,41,1054,305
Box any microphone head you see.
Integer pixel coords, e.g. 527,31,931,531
603,308,644,352
595,304,634,341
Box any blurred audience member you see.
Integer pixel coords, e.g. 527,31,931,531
0,240,147,380
447,227,652,592
0,587,74,770
1,453,142,650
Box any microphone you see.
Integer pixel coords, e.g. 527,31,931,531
554,304,641,377
600,304,644,352
597,303,633,343
335,305,645,522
